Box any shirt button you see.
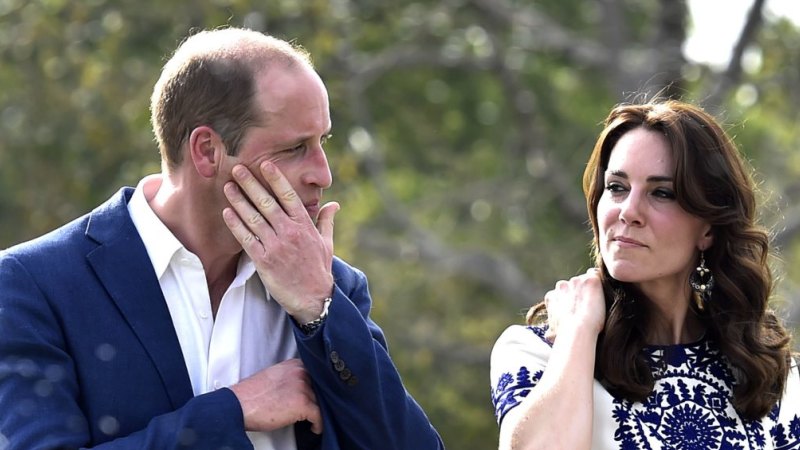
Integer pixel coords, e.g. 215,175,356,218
213,380,222,389
199,310,209,319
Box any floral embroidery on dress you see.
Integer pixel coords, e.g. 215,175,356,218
491,365,543,423
491,326,549,423
491,326,800,449
772,413,800,449
610,339,800,450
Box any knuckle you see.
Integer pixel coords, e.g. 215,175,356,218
282,189,299,202
247,212,264,226
259,196,276,209
241,175,259,190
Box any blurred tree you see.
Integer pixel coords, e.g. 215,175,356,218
2,0,798,448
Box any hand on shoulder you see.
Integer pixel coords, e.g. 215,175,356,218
543,268,606,343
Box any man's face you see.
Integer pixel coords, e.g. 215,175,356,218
225,63,333,222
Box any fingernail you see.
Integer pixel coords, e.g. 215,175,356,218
233,165,246,179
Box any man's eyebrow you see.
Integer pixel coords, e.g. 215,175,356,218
284,128,333,145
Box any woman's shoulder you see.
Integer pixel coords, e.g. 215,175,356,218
497,325,547,342
493,323,550,350
490,323,553,377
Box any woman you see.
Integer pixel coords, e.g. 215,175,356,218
490,99,800,450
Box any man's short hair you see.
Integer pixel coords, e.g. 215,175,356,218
150,27,313,170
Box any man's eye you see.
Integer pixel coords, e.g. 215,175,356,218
321,134,332,145
286,144,305,153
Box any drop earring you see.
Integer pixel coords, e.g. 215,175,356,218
690,251,714,306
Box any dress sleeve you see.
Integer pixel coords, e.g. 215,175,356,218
769,358,800,448
490,324,553,426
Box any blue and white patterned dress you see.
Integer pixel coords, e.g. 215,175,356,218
490,325,800,450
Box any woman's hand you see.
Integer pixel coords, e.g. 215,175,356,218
499,268,606,450
543,268,606,344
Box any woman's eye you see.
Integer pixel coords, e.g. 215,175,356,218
652,188,676,199
605,182,626,193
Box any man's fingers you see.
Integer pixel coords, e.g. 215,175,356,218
258,161,307,219
316,202,340,242
232,165,286,220
307,408,324,435
223,181,276,242
222,206,264,250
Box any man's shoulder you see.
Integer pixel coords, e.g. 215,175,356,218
1,188,133,264
3,212,91,259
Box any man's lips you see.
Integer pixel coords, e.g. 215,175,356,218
304,202,320,217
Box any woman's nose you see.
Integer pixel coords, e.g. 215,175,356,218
618,191,644,226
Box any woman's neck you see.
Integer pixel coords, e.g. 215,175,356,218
637,282,705,345
647,306,706,345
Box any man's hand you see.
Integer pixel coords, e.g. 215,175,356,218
229,359,323,434
222,162,339,324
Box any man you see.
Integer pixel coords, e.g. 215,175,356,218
0,27,444,449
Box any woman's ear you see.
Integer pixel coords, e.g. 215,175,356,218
188,126,226,178
699,225,714,251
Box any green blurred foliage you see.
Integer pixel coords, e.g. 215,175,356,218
2,1,800,448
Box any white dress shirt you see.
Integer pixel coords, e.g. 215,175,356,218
128,175,299,450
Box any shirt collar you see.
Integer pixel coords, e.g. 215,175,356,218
128,174,262,293
127,174,186,279
231,252,258,290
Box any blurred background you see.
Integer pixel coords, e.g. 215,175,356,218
1,0,799,448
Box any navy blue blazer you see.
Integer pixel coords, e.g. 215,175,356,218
0,188,444,450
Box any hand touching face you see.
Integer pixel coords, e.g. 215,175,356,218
222,161,339,324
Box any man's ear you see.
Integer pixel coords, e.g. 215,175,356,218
188,126,226,178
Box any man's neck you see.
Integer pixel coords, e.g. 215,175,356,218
148,172,242,316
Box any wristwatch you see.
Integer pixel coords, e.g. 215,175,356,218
299,297,332,335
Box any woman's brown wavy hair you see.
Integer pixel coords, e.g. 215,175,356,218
528,99,792,419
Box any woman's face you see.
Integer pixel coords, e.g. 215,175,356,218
597,127,712,294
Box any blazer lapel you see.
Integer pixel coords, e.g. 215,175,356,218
85,188,194,409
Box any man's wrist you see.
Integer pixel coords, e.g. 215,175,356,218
299,297,332,335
